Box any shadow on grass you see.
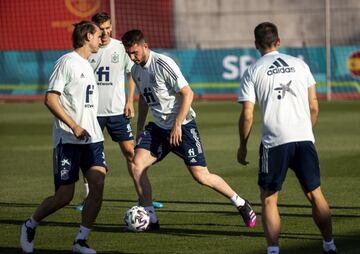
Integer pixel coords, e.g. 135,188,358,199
0,218,255,236
1,201,359,253
0,218,315,240
1,200,359,211
1,217,357,242
279,229,360,254
0,202,90,210
150,208,360,219
1,200,359,224
2,201,358,224
0,247,72,254
102,199,360,211
140,226,360,253
1,220,359,253
0,247,136,254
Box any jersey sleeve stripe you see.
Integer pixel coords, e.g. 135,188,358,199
156,58,178,80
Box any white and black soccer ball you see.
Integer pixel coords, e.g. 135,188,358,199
124,205,150,232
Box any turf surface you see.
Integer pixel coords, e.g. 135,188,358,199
0,101,359,253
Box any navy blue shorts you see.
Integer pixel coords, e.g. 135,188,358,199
135,121,207,167
97,115,134,142
53,141,108,191
258,141,320,192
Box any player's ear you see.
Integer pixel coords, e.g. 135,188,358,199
86,32,92,42
275,38,280,47
143,42,149,49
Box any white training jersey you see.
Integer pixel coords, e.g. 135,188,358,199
89,38,134,116
48,51,104,147
238,51,315,148
131,50,196,129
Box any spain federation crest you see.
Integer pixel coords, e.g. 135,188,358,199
111,52,119,63
348,51,360,78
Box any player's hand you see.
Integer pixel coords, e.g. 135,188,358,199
72,125,91,142
170,125,182,146
237,146,249,165
124,103,135,119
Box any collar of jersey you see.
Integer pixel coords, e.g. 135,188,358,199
72,51,88,62
100,38,113,49
143,50,153,69
264,50,279,56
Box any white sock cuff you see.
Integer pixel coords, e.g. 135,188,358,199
144,206,155,213
76,225,91,241
26,216,39,228
144,206,157,223
323,239,334,245
323,239,336,252
230,193,245,207
267,246,279,254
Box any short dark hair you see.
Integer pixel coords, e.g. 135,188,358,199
121,29,146,49
91,12,111,26
254,22,279,49
72,21,97,49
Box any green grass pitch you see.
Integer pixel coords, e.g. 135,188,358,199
0,101,359,253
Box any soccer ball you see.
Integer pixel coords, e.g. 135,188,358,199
124,206,150,232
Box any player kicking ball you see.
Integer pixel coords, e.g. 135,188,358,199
75,12,163,211
121,29,257,231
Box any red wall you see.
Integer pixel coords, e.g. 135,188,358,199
0,0,172,50
115,0,173,48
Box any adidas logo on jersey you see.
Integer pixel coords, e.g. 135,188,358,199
267,58,295,76
80,73,85,78
190,158,197,163
90,59,96,63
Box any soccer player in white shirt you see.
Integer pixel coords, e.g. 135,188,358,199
121,29,257,231
72,12,162,210
20,21,106,254
74,11,134,211
237,22,337,254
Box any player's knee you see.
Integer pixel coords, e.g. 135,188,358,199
261,192,278,206
193,171,210,186
189,166,212,186
130,162,145,180
306,187,326,205
193,176,204,185
54,186,74,207
120,142,135,161
90,178,105,193
62,196,73,206
123,148,135,162
56,192,74,207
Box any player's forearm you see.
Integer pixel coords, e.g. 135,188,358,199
238,103,254,147
44,92,77,130
239,114,253,147
126,73,136,103
137,96,148,132
309,96,319,127
175,86,193,127
310,106,318,127
308,85,319,127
